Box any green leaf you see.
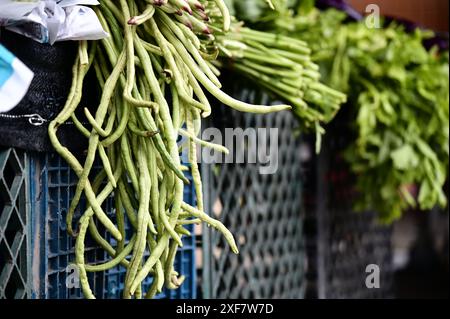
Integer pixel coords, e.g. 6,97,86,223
390,145,419,170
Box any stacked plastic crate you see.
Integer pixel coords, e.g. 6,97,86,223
0,150,196,299
201,77,307,299
0,148,29,299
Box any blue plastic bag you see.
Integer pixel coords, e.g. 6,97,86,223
0,43,34,113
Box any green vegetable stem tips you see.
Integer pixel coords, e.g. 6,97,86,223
48,0,296,299
216,22,347,150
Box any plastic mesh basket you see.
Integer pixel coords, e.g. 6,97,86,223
0,148,29,299
202,77,306,299
29,152,196,299
304,112,394,299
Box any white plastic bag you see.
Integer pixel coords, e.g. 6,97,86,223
0,0,108,44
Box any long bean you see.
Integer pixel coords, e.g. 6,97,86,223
49,0,298,300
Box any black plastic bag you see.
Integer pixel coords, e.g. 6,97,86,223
0,29,91,152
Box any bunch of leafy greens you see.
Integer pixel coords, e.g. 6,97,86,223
226,2,449,223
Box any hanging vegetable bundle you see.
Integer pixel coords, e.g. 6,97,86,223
216,22,346,150
48,0,292,299
214,1,347,149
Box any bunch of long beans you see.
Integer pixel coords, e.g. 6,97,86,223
48,0,290,299
216,23,347,150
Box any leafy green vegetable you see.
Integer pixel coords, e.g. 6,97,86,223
314,15,449,223
225,1,449,222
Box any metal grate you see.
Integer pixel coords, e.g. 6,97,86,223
202,79,306,299
29,152,196,299
0,148,29,299
307,115,394,299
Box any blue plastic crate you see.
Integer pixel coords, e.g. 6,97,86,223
28,152,196,299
